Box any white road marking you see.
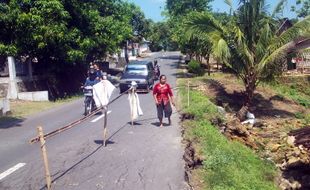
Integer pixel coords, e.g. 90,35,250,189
91,111,112,123
0,163,26,181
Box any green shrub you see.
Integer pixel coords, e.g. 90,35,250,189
188,60,204,75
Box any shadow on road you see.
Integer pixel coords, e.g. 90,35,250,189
106,122,130,142
39,114,177,189
127,122,143,125
0,116,24,129
94,140,115,145
151,122,171,127
41,144,104,190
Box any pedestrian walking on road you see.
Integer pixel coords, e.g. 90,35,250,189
153,75,175,127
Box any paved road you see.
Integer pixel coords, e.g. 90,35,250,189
0,52,188,190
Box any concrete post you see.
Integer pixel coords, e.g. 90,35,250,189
7,56,18,99
0,98,10,115
28,59,33,80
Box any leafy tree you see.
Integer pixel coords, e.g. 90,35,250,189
185,0,310,112
0,0,137,97
0,0,70,60
291,0,310,18
128,4,152,40
118,3,152,62
0,0,134,65
171,12,213,74
273,0,309,19
148,21,177,52
166,0,213,17
165,0,214,71
62,0,133,63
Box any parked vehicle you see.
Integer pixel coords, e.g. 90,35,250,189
119,61,155,93
83,86,95,115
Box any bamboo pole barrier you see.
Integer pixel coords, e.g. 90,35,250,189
103,107,108,147
37,127,52,190
30,88,132,144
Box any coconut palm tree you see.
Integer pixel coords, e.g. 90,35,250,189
185,0,310,113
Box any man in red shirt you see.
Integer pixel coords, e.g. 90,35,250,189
153,75,175,127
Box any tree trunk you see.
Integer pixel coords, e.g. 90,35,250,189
196,54,199,62
125,41,129,63
206,53,211,76
244,76,256,107
131,41,135,57
237,72,257,121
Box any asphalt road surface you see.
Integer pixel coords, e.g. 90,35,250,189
0,52,188,190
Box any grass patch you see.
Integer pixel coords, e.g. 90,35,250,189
178,79,278,190
264,77,310,108
295,112,310,125
0,95,81,123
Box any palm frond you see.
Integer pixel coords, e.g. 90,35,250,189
272,0,287,17
238,42,254,67
257,41,295,73
255,22,273,61
212,37,231,66
224,0,233,14
224,0,233,8
271,16,310,51
184,12,227,37
232,25,244,45
256,16,310,72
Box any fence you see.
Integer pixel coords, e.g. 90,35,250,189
29,80,195,189
29,86,133,189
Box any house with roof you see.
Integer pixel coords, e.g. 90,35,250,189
278,18,310,74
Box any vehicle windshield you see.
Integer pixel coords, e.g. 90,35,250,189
125,65,147,75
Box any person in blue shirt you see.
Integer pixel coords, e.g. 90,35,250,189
84,66,100,86
93,63,103,80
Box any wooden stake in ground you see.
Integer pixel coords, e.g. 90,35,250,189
187,80,190,107
37,126,52,190
103,107,108,147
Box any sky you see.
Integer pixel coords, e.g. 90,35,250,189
129,0,298,22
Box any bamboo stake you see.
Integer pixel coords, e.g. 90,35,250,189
187,80,190,107
103,107,108,147
37,127,52,190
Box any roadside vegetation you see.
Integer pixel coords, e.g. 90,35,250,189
264,76,310,109
178,70,310,189
178,79,277,190
167,0,309,189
